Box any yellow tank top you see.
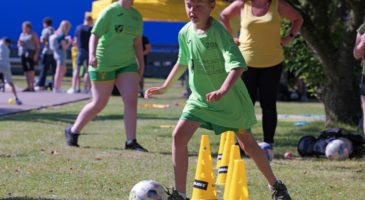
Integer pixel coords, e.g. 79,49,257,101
239,0,284,68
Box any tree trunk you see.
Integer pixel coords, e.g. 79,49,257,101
289,0,364,125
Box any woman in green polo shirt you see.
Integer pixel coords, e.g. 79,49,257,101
64,0,148,152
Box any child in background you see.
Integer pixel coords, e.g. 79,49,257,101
0,37,22,105
145,0,292,199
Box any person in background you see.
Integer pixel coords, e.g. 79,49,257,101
353,16,365,138
51,20,72,93
220,0,303,150
17,21,40,92
138,35,152,98
0,37,22,105
67,15,93,94
35,17,56,91
64,0,148,152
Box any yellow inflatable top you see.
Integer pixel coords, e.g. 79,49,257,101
91,0,230,22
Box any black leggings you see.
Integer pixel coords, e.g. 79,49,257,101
242,63,283,144
21,55,35,72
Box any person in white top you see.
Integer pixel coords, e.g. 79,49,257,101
0,37,22,105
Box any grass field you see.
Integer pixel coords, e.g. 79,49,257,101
0,78,364,200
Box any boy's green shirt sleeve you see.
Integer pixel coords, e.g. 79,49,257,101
177,30,189,66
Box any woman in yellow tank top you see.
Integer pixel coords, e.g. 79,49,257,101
220,0,302,148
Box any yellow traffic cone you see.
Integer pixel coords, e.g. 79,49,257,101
192,135,217,200
216,131,235,185
223,145,241,200
216,132,227,169
227,160,249,200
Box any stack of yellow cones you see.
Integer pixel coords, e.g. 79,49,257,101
227,160,249,200
192,135,217,200
216,132,227,169
223,145,241,200
216,131,235,185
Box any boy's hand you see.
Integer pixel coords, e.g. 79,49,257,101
206,89,225,103
234,37,240,46
144,86,167,99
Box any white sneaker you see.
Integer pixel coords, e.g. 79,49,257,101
67,88,77,94
35,86,46,91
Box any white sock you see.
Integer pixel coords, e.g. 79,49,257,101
70,126,78,134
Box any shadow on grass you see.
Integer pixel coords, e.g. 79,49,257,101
1,198,55,200
0,112,179,124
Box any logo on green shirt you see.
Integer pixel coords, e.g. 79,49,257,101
114,25,124,33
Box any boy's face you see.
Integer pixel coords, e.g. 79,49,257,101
185,0,215,25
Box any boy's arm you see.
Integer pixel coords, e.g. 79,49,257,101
206,67,244,103
145,63,188,97
354,32,365,60
162,63,188,90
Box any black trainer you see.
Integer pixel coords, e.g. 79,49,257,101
64,126,79,147
167,189,189,200
125,139,148,152
270,180,292,200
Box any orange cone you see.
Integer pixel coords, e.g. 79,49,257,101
223,145,241,200
192,135,217,200
227,160,249,200
216,132,227,169
216,131,235,185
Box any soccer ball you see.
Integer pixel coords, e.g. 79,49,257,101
325,139,350,160
129,180,169,200
337,137,353,155
297,136,316,157
258,142,273,161
312,138,328,156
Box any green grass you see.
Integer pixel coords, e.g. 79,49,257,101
0,78,364,200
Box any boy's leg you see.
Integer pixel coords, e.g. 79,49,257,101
172,120,200,194
236,129,291,200
236,129,276,185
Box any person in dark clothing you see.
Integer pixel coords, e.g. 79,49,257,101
68,15,93,94
139,35,152,97
35,17,56,91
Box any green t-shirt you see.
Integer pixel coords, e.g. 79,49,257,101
91,2,143,72
357,24,365,75
177,19,257,130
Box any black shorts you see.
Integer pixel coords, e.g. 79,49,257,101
21,55,35,72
